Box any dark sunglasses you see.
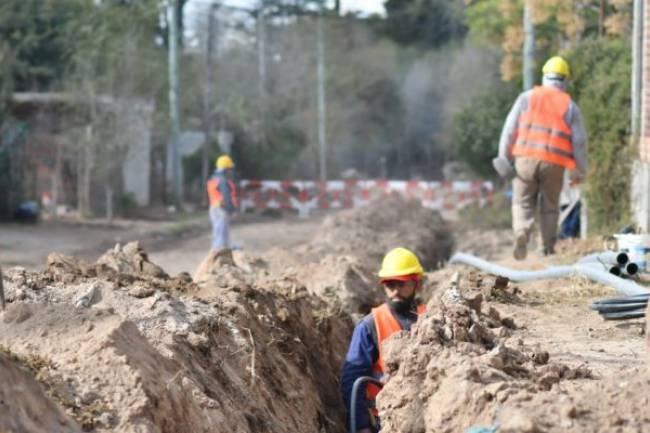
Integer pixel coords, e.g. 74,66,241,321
384,280,409,289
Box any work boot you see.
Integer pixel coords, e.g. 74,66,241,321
541,246,555,256
513,234,528,260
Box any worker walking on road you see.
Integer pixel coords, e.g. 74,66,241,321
493,56,588,260
206,155,238,250
340,247,427,433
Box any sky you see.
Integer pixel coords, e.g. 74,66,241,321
186,0,385,16
184,0,385,47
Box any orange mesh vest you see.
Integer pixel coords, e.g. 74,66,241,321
206,177,239,209
511,86,576,170
366,302,426,416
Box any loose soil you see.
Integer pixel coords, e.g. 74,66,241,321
2,196,650,433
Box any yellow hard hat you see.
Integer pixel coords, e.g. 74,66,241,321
216,155,234,170
542,56,571,79
378,247,424,280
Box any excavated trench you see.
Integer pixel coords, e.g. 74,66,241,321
5,195,650,432
0,196,454,433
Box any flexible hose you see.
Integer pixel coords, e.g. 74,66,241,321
350,376,383,433
449,253,574,282
578,251,622,265
449,253,650,297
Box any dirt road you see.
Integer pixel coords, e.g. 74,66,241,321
0,213,322,274
149,215,323,275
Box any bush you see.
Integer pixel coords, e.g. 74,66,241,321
451,81,519,178
566,39,632,233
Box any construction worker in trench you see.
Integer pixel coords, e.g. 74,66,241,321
206,155,239,250
493,56,588,260
340,247,427,433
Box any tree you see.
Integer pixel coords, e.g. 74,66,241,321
379,0,467,48
0,0,86,91
465,0,633,81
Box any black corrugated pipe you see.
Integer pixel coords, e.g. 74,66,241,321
601,309,647,320
590,302,648,313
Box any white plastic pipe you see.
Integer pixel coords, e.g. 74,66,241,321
449,252,649,297
577,251,619,265
574,264,649,296
449,253,573,282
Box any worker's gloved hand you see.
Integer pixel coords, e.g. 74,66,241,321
492,157,515,180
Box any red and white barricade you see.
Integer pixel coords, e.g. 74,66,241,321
239,180,493,217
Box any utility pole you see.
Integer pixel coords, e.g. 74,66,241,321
523,0,535,91
632,0,643,137
631,0,648,232
167,0,182,204
317,11,328,181
256,4,267,146
202,2,218,205
257,7,267,101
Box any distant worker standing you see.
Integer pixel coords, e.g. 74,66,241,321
340,247,427,433
493,56,588,260
206,155,238,250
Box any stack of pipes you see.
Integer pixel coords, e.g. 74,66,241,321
449,251,650,321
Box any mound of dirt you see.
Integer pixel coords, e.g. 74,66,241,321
280,254,380,316
0,244,352,433
42,241,193,294
188,197,453,317
0,349,82,433
377,273,592,433
310,194,454,271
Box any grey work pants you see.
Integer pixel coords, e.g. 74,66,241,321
209,206,230,250
512,158,565,252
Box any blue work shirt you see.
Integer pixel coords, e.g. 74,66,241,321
214,169,236,213
340,302,420,432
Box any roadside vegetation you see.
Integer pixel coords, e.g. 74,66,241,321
0,0,636,234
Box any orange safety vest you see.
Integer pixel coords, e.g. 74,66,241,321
366,302,427,416
511,86,576,170
207,177,239,209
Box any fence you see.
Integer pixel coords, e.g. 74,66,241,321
239,179,493,217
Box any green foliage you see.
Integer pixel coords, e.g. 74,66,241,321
464,0,512,45
450,81,519,178
0,0,86,91
566,39,632,233
63,0,166,97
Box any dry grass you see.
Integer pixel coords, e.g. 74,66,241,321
525,276,616,305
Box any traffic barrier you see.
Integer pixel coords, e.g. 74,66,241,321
239,180,493,217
